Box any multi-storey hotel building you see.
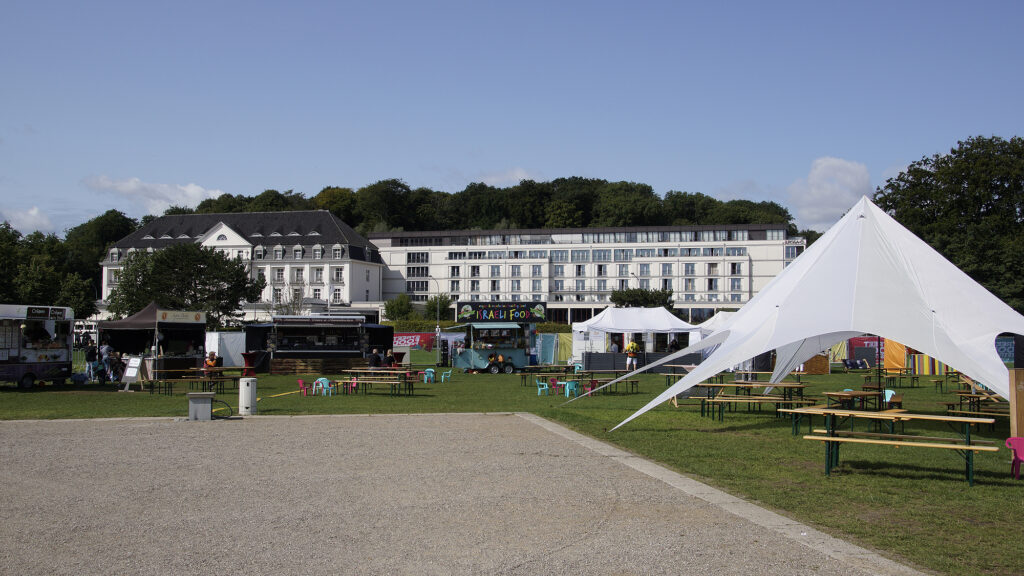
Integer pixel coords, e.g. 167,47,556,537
369,224,805,324
99,212,804,324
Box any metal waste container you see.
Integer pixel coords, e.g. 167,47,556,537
187,392,215,421
239,377,257,416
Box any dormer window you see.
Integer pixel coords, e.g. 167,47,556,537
313,246,323,260
293,247,304,259
177,234,190,239
142,234,154,240
332,246,344,259
273,248,284,260
109,249,120,262
254,247,265,260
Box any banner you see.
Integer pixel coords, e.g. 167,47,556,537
393,332,436,351
456,302,547,322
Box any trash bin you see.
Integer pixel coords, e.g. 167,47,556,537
239,377,257,416
187,392,215,421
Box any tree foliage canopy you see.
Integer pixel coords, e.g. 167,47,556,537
107,243,265,327
609,288,675,309
873,135,1024,312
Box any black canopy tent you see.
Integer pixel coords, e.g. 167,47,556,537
98,302,207,357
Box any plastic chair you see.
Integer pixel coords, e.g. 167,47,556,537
423,368,435,384
314,377,333,396
1007,437,1024,480
440,370,452,383
549,377,563,396
297,379,309,397
344,377,358,395
535,378,549,396
573,363,583,374
564,380,579,398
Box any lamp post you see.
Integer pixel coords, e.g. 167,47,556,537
428,275,441,365
630,272,640,288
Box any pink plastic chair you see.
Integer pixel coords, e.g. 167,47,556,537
297,379,309,396
1007,437,1024,480
549,377,563,396
345,377,358,395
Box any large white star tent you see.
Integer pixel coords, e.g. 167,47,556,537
596,196,1024,431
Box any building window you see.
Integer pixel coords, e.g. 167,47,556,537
597,279,607,291
216,234,227,241
491,295,501,301
511,294,520,302
684,294,695,302
332,288,342,303
639,263,650,276
293,247,303,259
254,247,265,260
273,248,284,260
618,279,629,290
730,293,743,302
109,249,120,263
661,278,672,290
450,266,461,277
490,265,501,277
707,263,719,276
489,280,500,291
273,288,282,303
448,251,467,260
571,250,589,262
313,268,323,282
470,266,481,277
292,288,302,301
511,279,521,292
450,280,460,292
407,252,429,264
730,278,742,291
332,247,343,259
707,278,719,291
333,267,344,282
313,247,323,259
639,279,650,290
553,265,564,277
471,295,480,301
596,264,607,277
312,288,321,300
684,263,695,276
531,265,542,277
684,278,696,292
257,269,266,282
294,268,304,282
575,279,586,291
550,250,568,262
730,262,743,275
470,280,480,292
275,268,285,281
575,264,585,277
617,264,629,277
406,281,428,292
532,294,542,302
661,263,672,276
407,266,429,278
785,246,800,259
109,269,120,284
553,280,565,291
592,249,611,262
510,265,521,277
613,249,633,262
532,279,542,291
767,229,785,241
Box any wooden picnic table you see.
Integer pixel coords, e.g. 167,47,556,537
734,370,803,383
777,406,998,485
824,390,881,411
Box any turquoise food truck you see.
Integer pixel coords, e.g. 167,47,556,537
450,302,546,374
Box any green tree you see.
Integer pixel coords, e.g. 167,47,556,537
590,182,665,227
0,222,23,302
544,199,583,228
609,288,674,309
312,186,358,223
422,293,453,323
873,135,1024,312
107,243,265,327
15,254,60,305
356,179,413,231
63,209,137,292
55,273,98,319
383,293,418,321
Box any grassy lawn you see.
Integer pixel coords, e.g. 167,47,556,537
3,351,1022,575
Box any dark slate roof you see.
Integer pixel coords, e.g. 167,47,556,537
113,211,380,262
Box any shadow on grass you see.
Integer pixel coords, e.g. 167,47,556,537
839,459,1018,486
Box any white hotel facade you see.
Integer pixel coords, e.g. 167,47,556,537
369,223,804,324
99,212,804,324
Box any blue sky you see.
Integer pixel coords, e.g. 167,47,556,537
2,1,1021,235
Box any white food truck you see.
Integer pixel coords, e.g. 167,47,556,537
0,305,74,388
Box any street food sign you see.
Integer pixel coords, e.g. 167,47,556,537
456,302,547,322
158,309,207,324
26,306,67,320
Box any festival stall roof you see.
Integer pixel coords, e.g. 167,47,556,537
571,307,697,334
98,302,206,330
595,196,1024,430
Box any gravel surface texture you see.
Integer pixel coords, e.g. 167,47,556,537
0,413,924,575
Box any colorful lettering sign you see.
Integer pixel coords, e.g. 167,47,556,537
456,302,547,322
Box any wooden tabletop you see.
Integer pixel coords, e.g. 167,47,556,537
778,406,995,424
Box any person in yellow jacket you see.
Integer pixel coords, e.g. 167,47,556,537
625,339,640,370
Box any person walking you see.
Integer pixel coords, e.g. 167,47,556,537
625,338,640,371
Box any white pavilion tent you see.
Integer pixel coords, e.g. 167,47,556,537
570,307,697,358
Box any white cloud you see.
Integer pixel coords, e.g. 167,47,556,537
1,206,54,234
478,167,541,187
787,157,873,231
82,175,223,215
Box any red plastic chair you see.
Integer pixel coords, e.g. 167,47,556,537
549,377,563,395
297,379,309,396
1007,437,1024,480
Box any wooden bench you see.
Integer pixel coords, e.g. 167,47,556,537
703,395,818,420
803,434,999,483
811,429,996,445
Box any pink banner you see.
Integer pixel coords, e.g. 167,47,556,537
393,333,436,351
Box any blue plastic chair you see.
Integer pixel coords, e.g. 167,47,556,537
883,389,896,403
423,368,435,384
536,378,550,396
564,380,579,398
440,370,452,383
314,377,333,396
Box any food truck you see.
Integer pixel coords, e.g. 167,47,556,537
450,302,546,373
0,305,74,388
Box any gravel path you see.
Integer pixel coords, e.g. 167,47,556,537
0,413,925,575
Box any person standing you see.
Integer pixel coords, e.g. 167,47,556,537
99,340,114,376
368,348,382,369
625,338,640,371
